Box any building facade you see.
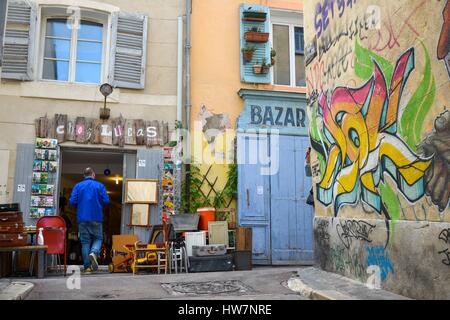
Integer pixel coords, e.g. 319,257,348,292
304,0,450,298
189,0,311,265
0,0,185,247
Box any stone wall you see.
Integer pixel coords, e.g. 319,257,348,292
304,0,450,299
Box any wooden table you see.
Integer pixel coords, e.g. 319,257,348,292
0,245,48,278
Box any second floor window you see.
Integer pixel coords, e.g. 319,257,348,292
42,18,104,84
271,12,305,87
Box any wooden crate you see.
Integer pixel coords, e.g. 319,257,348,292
235,227,252,251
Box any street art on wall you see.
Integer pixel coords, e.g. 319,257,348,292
366,244,394,281
417,110,450,213
437,0,450,77
313,47,433,219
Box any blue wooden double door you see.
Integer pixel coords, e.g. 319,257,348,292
237,133,314,265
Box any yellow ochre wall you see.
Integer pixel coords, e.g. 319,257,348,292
190,0,304,207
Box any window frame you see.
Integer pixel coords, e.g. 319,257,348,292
37,7,109,85
269,10,305,88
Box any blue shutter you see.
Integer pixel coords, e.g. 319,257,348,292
240,4,271,84
295,27,304,55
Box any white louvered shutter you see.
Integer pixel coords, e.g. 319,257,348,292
1,0,37,80
109,11,148,89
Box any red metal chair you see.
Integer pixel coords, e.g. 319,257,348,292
36,216,67,276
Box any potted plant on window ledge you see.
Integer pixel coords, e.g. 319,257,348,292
241,45,256,63
244,27,269,43
253,58,271,74
270,48,276,66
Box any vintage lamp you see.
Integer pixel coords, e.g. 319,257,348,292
99,83,113,120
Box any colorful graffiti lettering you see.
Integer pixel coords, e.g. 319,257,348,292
314,48,433,218
366,244,394,281
314,0,358,39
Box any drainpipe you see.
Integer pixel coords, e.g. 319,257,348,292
177,16,183,135
185,0,192,212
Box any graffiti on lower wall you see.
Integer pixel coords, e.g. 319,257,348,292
366,244,394,281
438,228,450,266
329,245,366,280
336,219,376,249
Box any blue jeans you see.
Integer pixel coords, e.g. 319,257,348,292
79,221,103,269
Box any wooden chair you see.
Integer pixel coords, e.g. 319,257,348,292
127,221,171,275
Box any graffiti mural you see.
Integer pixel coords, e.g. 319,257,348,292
417,110,450,213
366,244,394,281
314,48,432,218
437,0,450,77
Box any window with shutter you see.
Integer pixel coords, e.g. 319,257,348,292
109,11,148,89
240,4,271,84
1,0,37,80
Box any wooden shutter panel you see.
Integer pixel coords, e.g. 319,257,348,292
109,11,148,89
1,0,36,80
0,0,7,66
240,4,271,84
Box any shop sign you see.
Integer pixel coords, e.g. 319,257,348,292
34,114,170,147
250,105,306,128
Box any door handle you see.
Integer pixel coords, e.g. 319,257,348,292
246,189,250,207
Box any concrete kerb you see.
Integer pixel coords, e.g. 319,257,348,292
0,281,35,300
287,276,337,300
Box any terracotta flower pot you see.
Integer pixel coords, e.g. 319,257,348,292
244,31,269,43
243,51,254,62
253,64,269,74
253,64,263,74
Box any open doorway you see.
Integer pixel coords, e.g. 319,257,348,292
59,148,124,266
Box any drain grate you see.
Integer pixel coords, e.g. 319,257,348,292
161,280,253,296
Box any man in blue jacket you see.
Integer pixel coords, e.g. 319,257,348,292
70,167,109,273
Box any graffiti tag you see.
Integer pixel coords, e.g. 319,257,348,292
330,245,366,280
314,0,359,39
438,228,450,266
316,220,330,244
366,245,394,281
336,219,376,249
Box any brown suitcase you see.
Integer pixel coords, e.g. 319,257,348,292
0,212,23,224
0,222,24,233
0,233,28,247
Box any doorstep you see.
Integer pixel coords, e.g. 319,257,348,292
287,267,410,300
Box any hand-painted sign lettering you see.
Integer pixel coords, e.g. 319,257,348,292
250,105,306,128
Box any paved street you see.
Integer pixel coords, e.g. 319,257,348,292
20,266,307,300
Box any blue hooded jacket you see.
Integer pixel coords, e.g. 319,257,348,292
69,177,110,223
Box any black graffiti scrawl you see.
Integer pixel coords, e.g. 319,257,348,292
438,228,450,266
336,219,376,249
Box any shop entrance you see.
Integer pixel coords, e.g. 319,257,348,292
59,148,125,266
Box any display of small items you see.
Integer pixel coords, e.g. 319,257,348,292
162,147,175,216
30,138,58,218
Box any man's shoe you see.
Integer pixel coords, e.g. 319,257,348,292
89,253,99,271
83,267,93,274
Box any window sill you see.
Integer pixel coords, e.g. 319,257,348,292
259,84,307,93
19,81,118,103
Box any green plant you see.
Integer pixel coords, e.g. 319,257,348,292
241,45,256,53
180,165,212,213
250,26,259,32
175,120,183,129
180,164,238,213
213,164,237,208
271,48,276,58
